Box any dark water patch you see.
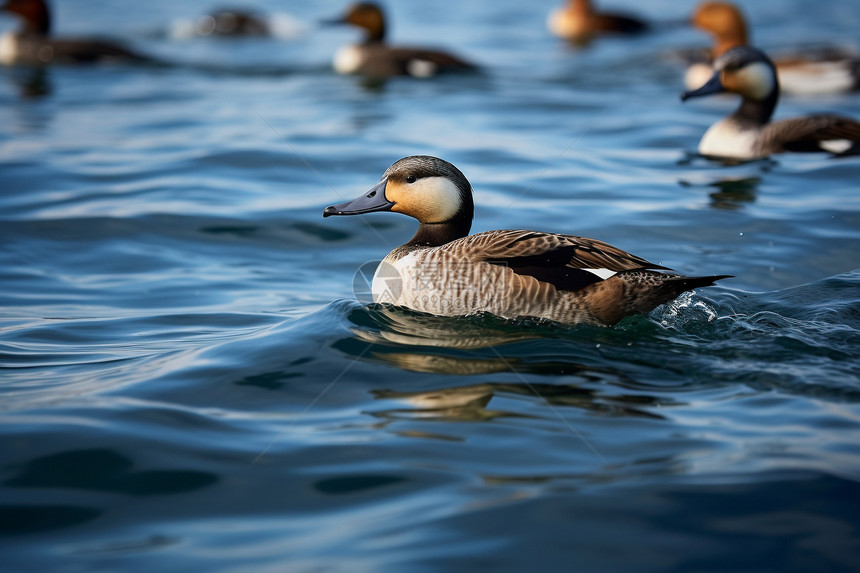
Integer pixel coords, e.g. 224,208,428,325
70,533,179,555
236,371,304,391
199,224,260,238
0,505,101,536
291,222,351,242
420,472,860,572
314,474,409,495
4,448,217,496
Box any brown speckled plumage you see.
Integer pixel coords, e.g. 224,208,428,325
324,156,730,326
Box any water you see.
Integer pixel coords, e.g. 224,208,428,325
1,0,859,570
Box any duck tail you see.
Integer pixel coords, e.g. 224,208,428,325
664,274,733,294
632,273,732,319
588,272,732,325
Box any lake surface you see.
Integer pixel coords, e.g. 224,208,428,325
1,0,859,570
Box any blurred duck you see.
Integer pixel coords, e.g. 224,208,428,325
323,2,477,78
323,155,729,326
548,0,648,44
193,8,269,37
0,0,149,65
682,46,860,160
169,8,303,41
686,1,860,94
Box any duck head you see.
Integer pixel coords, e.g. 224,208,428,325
567,0,594,16
692,1,748,58
2,0,50,35
682,46,778,102
323,2,386,43
324,155,475,246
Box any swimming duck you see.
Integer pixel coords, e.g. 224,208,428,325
548,0,648,44
681,46,860,160
686,1,860,94
323,2,477,78
193,8,270,37
323,155,729,326
0,0,148,65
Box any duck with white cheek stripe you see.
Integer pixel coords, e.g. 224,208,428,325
682,46,860,160
324,156,731,326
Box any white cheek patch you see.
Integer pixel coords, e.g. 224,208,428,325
738,62,776,100
409,176,462,223
582,268,617,280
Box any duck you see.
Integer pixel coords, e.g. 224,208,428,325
0,0,149,65
681,46,860,160
548,0,648,45
192,8,270,37
685,1,860,95
322,2,477,78
323,155,730,326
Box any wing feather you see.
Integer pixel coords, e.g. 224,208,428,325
765,115,860,153
360,45,476,75
438,230,667,293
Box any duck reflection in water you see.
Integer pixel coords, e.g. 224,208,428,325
705,176,761,210
347,303,547,351
334,304,549,376
370,382,667,426
8,64,50,97
340,303,653,378
679,175,762,210
335,305,669,426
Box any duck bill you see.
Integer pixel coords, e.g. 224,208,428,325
681,73,725,101
323,178,394,217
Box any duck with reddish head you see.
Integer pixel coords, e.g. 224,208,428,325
1,0,150,65
323,2,477,78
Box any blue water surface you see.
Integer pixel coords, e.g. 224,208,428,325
1,0,859,571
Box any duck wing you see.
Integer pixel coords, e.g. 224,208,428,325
765,115,860,155
592,12,649,35
13,35,149,64
449,230,668,293
385,46,477,76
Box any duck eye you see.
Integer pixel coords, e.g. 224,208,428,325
406,175,416,184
